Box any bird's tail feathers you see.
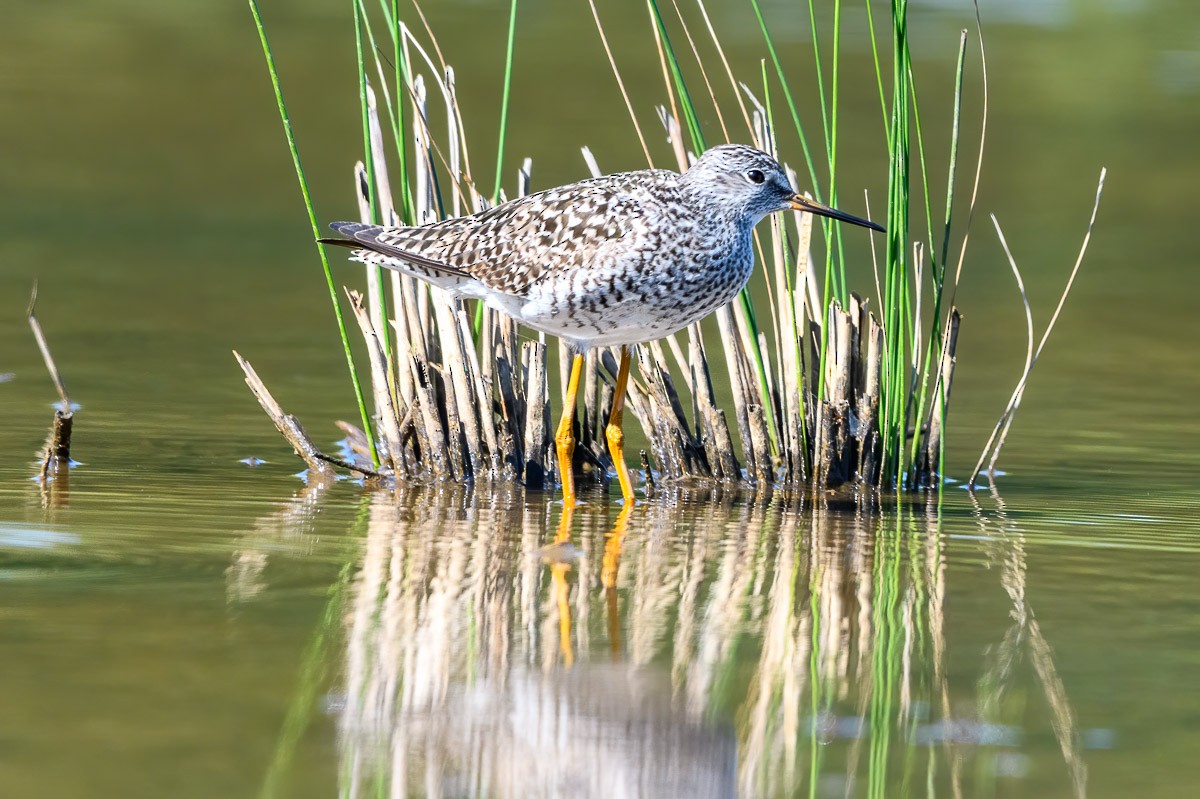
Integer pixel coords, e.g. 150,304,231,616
319,221,470,282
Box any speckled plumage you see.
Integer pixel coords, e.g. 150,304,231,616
325,144,881,350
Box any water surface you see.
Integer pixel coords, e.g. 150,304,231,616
2,1,1198,796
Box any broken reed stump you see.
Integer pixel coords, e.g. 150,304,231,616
38,410,73,483
27,284,74,482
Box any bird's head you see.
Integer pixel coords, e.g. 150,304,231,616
683,144,883,232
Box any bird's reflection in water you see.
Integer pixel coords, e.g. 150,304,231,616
534,500,634,668
326,485,1086,799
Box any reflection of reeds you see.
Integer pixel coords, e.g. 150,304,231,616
337,489,738,798
971,486,1089,798
291,489,1089,797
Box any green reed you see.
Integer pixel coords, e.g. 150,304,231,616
246,0,379,468
881,0,913,485
494,0,519,203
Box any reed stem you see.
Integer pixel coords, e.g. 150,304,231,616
246,0,378,467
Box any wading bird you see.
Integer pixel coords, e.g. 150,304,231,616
322,144,882,504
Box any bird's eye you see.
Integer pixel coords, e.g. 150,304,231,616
746,169,766,184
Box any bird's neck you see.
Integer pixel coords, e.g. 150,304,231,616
680,181,753,232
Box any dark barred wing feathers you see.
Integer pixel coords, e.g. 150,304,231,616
322,171,673,298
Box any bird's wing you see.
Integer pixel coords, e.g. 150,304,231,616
328,171,673,297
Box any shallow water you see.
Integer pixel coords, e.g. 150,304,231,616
3,476,1198,798
2,1,1199,797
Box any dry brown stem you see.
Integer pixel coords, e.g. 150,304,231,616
233,351,346,480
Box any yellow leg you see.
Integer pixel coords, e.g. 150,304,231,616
552,502,576,666
600,503,632,589
605,346,636,504
552,563,574,667
555,353,584,505
602,504,632,659
554,500,575,544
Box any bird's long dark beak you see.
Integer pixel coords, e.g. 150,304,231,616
788,194,884,233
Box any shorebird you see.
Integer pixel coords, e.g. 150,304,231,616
321,144,882,504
